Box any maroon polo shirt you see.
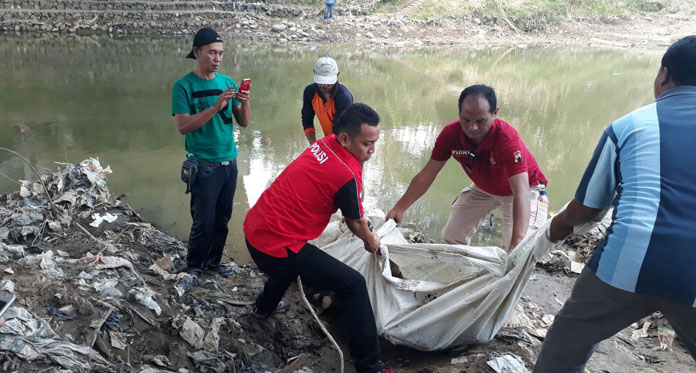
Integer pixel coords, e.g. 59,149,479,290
431,118,547,196
244,135,364,257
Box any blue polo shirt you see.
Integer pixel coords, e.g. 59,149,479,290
575,85,696,307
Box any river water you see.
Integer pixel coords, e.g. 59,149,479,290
0,35,660,263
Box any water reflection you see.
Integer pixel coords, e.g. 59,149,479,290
0,35,660,263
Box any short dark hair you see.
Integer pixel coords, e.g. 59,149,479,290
661,35,696,86
335,103,380,137
458,84,497,113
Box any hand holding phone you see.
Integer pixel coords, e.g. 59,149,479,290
214,86,237,111
238,78,251,92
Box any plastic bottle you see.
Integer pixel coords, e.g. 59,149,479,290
532,190,549,225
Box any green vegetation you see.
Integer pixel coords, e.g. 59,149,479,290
373,0,673,21
373,0,408,14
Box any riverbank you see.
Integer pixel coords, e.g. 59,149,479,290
0,159,693,372
1,0,695,50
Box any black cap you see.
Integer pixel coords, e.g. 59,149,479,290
186,27,223,59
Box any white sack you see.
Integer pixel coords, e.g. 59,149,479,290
319,209,610,351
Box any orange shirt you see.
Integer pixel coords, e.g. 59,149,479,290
312,92,336,135
301,83,354,137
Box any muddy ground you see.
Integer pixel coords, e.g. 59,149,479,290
0,160,693,372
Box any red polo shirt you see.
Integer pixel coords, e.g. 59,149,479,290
431,119,547,196
244,135,364,257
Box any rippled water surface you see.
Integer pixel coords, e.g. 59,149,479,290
0,35,660,262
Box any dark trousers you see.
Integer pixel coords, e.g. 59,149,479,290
246,239,381,373
534,268,696,372
186,160,238,271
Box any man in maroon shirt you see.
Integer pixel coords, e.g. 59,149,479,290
386,85,548,251
244,103,386,373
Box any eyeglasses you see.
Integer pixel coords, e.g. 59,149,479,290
465,152,476,173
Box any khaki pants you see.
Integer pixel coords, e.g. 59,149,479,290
441,184,548,249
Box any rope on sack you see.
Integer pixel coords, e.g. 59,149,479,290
297,276,344,373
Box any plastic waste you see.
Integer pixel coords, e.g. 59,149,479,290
89,212,118,228
487,354,530,373
129,287,162,316
0,307,109,370
105,310,122,331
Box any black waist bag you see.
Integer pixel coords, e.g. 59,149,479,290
181,158,198,194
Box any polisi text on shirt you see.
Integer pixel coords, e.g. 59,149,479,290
310,143,329,164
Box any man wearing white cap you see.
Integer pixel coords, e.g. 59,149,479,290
301,57,354,144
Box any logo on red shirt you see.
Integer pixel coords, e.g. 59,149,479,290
513,151,523,164
452,150,475,158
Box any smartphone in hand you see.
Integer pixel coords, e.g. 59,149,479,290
0,290,15,318
238,78,251,92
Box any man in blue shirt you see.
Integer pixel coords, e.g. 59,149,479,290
534,36,696,372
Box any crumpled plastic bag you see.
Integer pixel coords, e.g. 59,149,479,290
0,307,110,371
174,273,195,296
24,250,64,278
175,317,205,349
487,354,530,373
187,350,227,373
95,255,134,271
173,316,223,352
0,243,24,258
89,212,118,228
129,287,162,316
93,278,123,297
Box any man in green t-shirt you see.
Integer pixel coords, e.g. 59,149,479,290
171,27,251,277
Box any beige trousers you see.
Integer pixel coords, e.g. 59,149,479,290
441,184,548,249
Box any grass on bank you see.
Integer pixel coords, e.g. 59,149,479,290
373,0,673,20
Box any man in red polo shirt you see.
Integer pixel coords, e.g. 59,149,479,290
244,103,385,373
386,84,548,251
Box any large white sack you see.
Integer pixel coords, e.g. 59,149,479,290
318,209,610,351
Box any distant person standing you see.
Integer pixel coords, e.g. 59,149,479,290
171,27,251,277
301,57,354,144
324,0,335,22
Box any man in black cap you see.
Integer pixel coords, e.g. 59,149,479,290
171,27,252,277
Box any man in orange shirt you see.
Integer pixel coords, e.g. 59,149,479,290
301,57,354,144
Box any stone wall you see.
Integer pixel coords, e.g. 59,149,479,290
0,0,371,35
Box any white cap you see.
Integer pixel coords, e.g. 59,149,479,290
313,57,339,85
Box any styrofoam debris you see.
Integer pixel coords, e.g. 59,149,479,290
570,260,585,274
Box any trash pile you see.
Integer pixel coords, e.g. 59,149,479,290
0,159,337,372
0,159,690,372
537,221,608,276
